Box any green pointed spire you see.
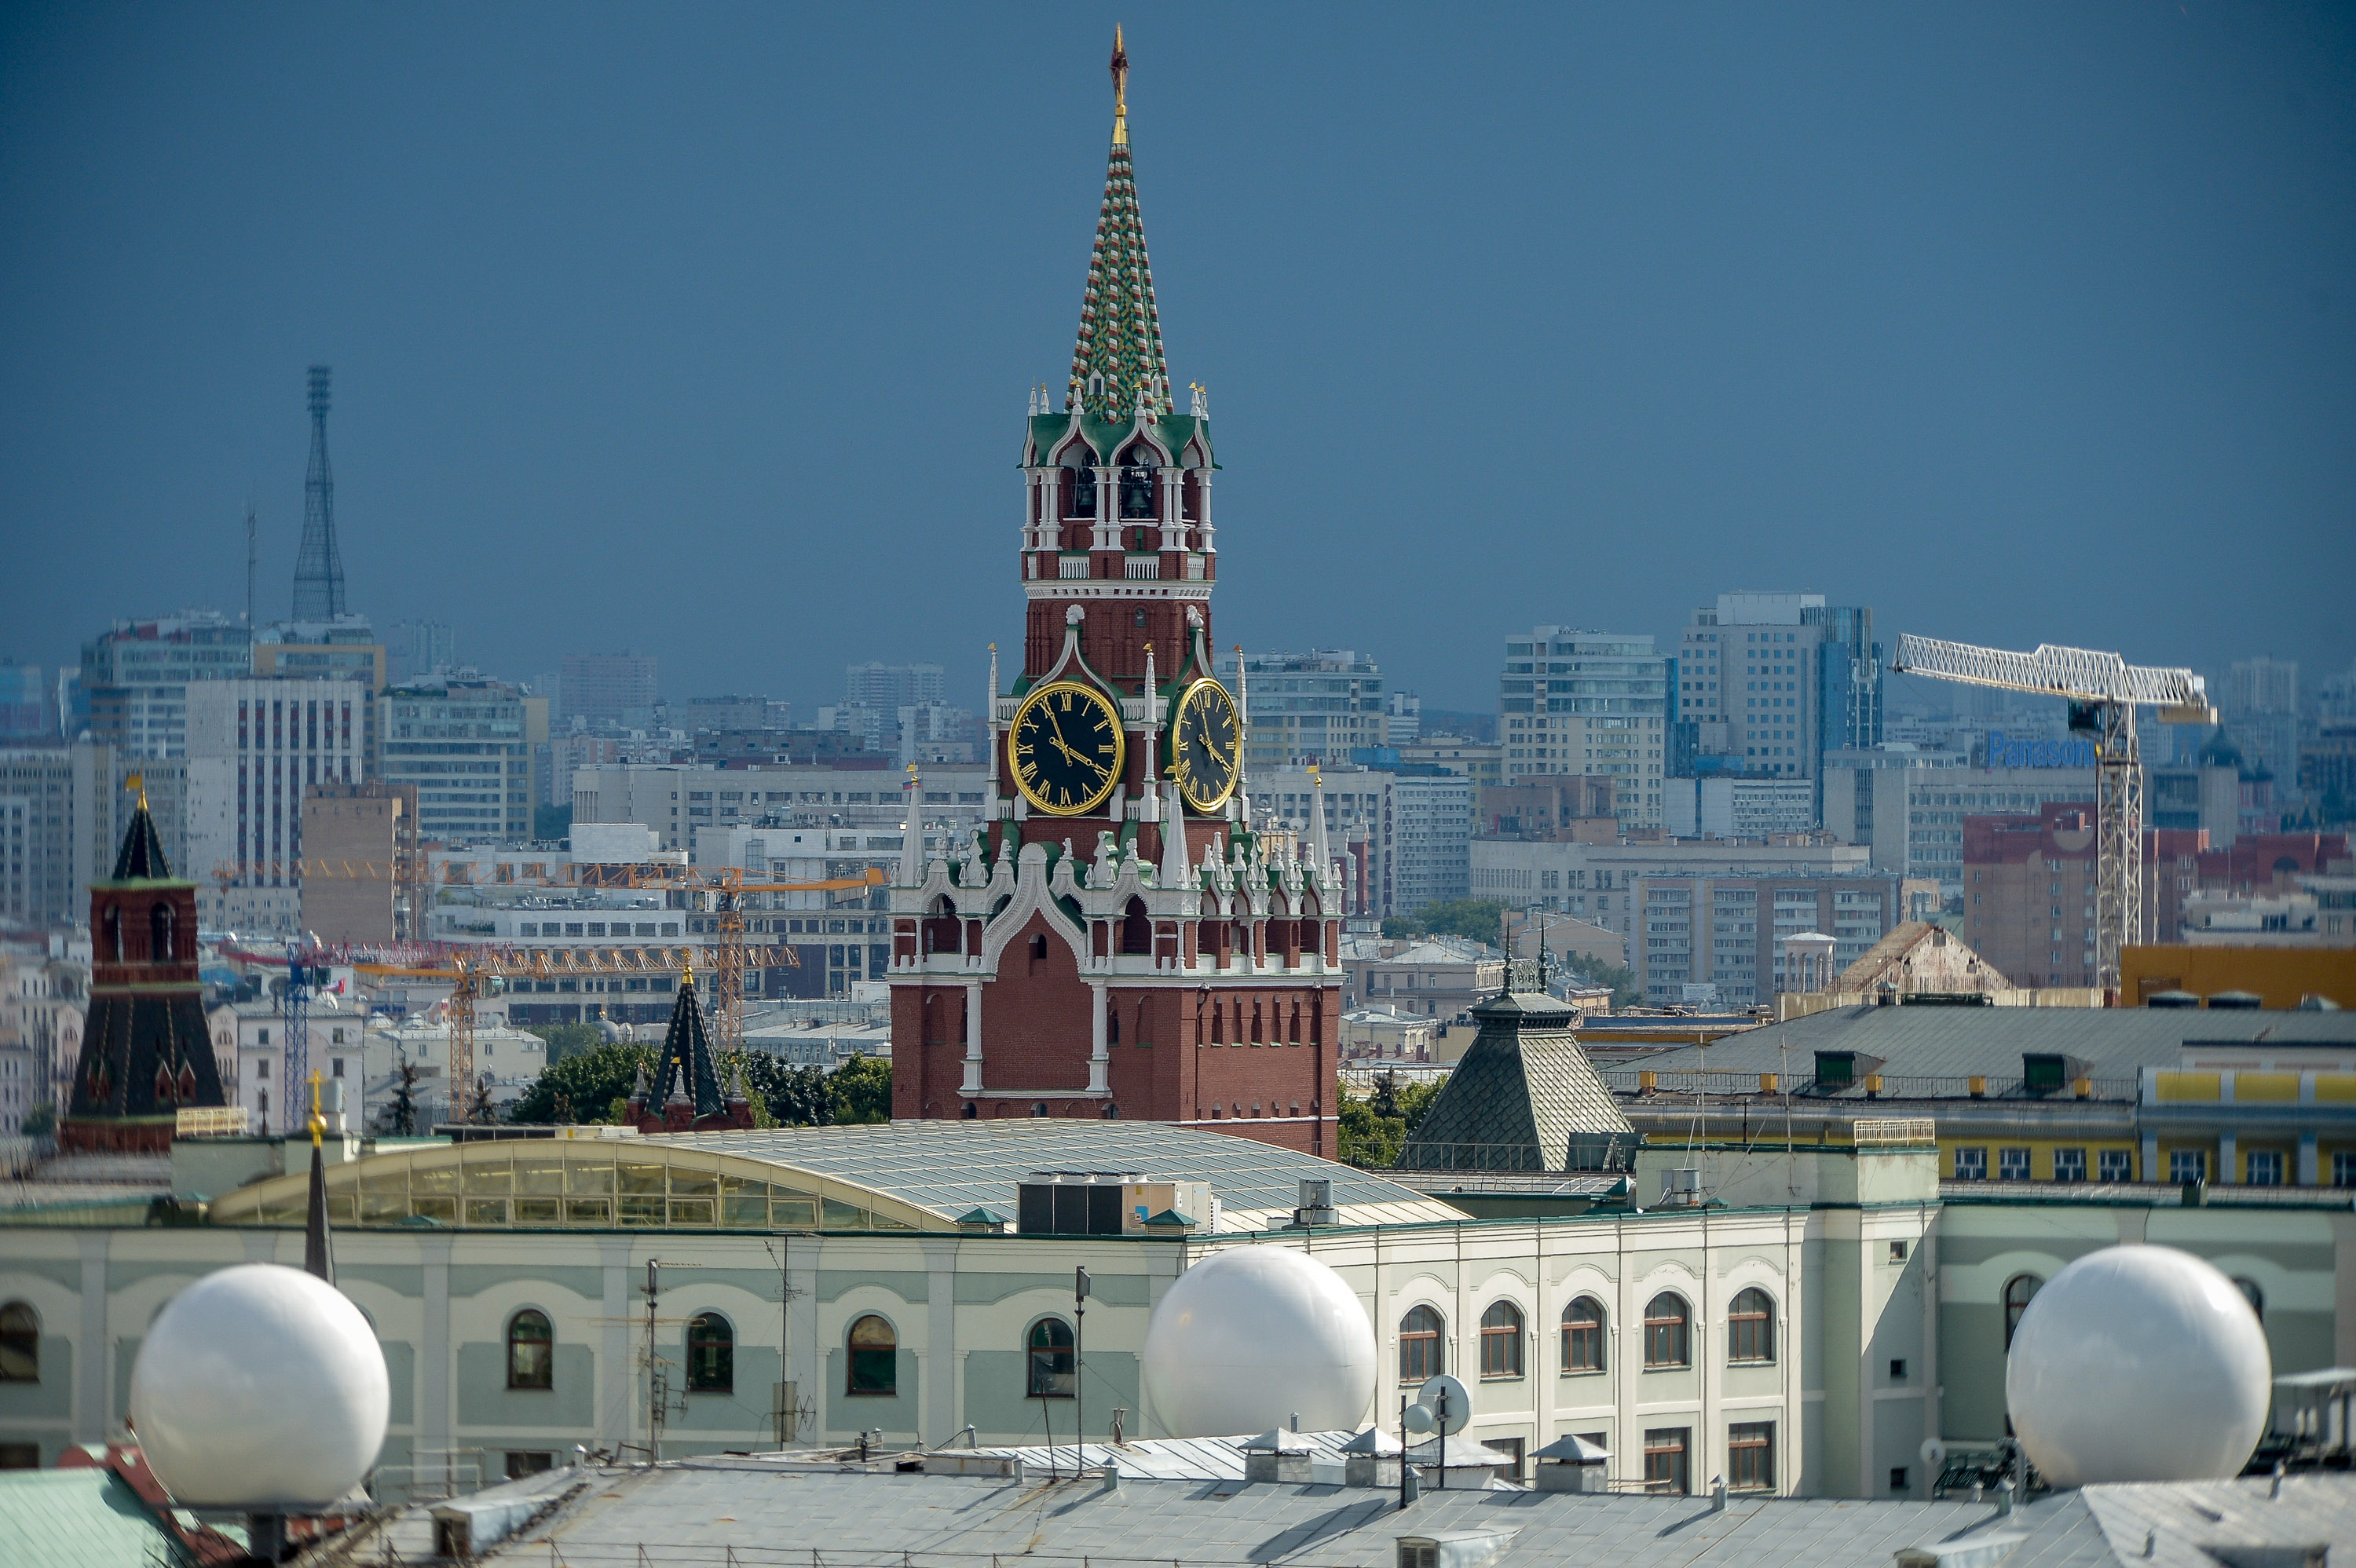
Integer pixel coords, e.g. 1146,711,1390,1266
1068,27,1171,422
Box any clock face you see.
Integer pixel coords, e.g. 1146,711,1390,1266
1009,682,1125,816
1166,678,1241,812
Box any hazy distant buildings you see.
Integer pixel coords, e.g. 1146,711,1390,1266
0,664,49,744
79,611,252,760
843,662,946,712
1498,627,1666,828
2224,656,2299,799
386,620,455,684
559,652,658,728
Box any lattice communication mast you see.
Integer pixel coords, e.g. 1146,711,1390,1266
1891,635,2212,989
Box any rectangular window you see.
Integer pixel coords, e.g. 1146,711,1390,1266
2051,1148,2086,1182
1482,1437,1526,1482
1998,1147,2031,1181
1953,1146,1987,1181
503,1450,554,1480
2099,1149,2134,1182
1728,1422,1774,1493
2335,1151,2356,1188
2245,1150,2283,1186
1643,1427,1691,1495
2170,1149,2208,1183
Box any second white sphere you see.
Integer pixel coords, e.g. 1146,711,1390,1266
2005,1244,2269,1488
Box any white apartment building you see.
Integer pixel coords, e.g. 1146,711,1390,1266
1470,835,1874,952
1630,872,1901,1007
1498,628,1666,829
185,678,368,938
573,762,992,854
1392,774,1472,917
222,1000,544,1134
79,611,253,761
1664,777,1819,839
1823,752,2093,890
0,744,174,929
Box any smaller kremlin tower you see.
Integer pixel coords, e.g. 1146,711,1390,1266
626,968,755,1135
62,777,228,1153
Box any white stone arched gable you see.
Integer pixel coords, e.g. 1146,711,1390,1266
1472,1264,1536,1297
337,1275,418,1342
1050,430,1101,469
979,844,1092,974
0,1276,79,1342
455,1277,602,1346
831,1296,913,1353
1944,1248,2076,1303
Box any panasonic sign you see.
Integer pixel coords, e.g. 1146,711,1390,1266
1984,731,2096,769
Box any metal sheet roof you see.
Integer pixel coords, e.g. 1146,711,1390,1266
458,1460,2355,1566
1627,1006,2356,1082
646,1122,1463,1230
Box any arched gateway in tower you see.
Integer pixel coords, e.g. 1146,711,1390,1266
888,32,1343,1154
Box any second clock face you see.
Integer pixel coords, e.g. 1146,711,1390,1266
1009,682,1125,816
1167,678,1241,811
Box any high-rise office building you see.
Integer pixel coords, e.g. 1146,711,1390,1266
1214,649,1386,769
185,679,369,936
1498,627,1667,828
379,676,533,843
843,663,946,713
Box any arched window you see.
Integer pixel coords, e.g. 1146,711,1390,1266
1642,1292,1690,1368
0,1303,38,1382
506,1309,553,1390
686,1312,734,1394
847,1314,897,1395
1728,1288,1775,1364
1120,897,1152,956
1029,934,1048,961
1399,1305,1444,1382
101,905,121,962
2233,1277,2264,1322
1479,1301,1524,1379
149,902,174,963
1561,1296,1605,1374
1027,1317,1074,1398
2003,1274,2043,1350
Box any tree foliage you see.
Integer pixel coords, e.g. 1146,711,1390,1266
828,1055,892,1125
503,1041,888,1128
1381,898,1511,945
525,1022,603,1066
1564,959,1640,1010
1337,1072,1444,1167
505,1042,655,1125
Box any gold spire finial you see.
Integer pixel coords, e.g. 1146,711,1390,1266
1110,25,1129,147
125,772,148,812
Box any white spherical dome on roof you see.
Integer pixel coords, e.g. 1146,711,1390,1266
1140,1246,1374,1438
2006,1244,2269,1488
131,1263,389,1508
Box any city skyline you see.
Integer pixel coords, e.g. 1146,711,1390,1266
3,6,2351,712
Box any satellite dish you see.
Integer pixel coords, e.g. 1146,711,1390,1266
1414,1374,1471,1436
1919,1438,1948,1468
1403,1403,1436,1435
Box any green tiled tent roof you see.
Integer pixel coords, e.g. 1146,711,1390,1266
1066,105,1169,421
1399,990,1636,1173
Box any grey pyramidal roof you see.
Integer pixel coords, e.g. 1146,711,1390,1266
1399,989,1634,1172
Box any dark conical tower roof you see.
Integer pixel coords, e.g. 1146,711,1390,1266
1398,978,1635,1174
110,784,174,881
649,973,723,1119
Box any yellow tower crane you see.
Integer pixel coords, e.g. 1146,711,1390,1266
1890,634,2213,989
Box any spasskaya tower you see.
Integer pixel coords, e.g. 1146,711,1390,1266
888,31,1343,1153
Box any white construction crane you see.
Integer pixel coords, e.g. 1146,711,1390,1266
1890,634,2215,989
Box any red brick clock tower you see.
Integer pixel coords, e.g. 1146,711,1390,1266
889,32,1343,1153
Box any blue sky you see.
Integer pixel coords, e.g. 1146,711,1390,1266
2,3,2351,712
